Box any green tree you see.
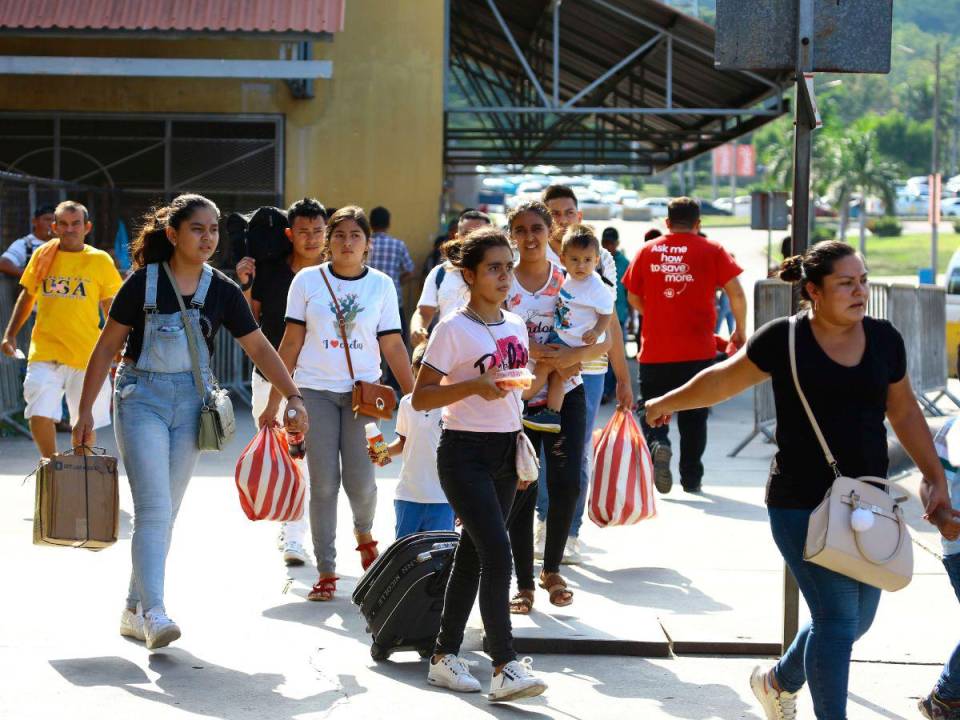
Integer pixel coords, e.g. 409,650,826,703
824,131,900,255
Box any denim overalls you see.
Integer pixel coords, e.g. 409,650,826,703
114,263,214,613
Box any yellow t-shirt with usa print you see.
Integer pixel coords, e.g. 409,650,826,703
21,244,122,370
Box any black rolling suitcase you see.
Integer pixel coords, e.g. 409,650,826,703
352,530,459,661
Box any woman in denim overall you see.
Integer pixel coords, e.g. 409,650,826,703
74,194,306,650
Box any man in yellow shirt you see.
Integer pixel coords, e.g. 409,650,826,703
1,200,122,458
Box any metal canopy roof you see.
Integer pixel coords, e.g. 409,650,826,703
445,0,792,174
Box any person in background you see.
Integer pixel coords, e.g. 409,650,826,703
1,201,121,458
235,197,326,568
422,234,447,280
538,184,633,564
368,206,415,391
264,206,414,602
0,204,56,279
73,193,306,651
920,418,960,720
632,228,664,343
644,240,954,720
410,209,492,347
374,342,453,539
601,226,630,404
623,197,746,495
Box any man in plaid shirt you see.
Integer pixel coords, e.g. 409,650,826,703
368,206,415,389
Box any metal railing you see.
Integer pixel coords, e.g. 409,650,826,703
729,279,791,457
733,280,954,454
0,277,253,436
0,276,34,436
213,329,252,406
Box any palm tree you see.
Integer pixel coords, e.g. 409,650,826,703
841,130,900,255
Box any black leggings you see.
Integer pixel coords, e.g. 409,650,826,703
434,429,519,667
509,384,586,590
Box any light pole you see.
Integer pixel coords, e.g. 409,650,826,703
933,42,941,281
899,42,942,281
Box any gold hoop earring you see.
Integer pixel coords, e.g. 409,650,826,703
813,299,820,312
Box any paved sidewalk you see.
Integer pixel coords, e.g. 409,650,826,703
2,377,958,719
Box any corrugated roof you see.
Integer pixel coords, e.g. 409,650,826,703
447,0,791,173
0,0,344,35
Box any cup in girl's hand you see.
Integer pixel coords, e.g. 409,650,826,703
494,368,534,390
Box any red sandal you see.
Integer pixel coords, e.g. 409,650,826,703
356,540,379,571
307,576,338,601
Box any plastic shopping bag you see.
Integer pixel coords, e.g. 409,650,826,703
234,426,305,522
589,409,656,527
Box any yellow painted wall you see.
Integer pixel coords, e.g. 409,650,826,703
0,0,445,279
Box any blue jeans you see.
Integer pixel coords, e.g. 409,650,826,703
536,372,602,538
394,499,455,539
769,507,882,720
937,553,960,700
115,368,202,612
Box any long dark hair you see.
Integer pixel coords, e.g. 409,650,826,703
778,240,858,301
323,205,371,261
131,194,220,268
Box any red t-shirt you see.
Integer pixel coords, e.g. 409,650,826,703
622,232,742,363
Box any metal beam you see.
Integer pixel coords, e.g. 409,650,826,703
552,0,561,107
0,56,333,79
448,106,780,116
562,33,662,108
483,0,552,107
584,0,782,92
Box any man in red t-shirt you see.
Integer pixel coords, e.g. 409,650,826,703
622,197,746,494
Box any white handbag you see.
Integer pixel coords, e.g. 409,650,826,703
789,315,913,592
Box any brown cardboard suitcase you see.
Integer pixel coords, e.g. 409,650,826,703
33,451,119,550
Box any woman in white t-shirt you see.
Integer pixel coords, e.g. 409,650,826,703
505,200,612,614
263,206,414,602
413,227,547,702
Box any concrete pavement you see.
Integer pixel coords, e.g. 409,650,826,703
2,374,958,719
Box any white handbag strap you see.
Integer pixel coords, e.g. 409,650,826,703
788,314,841,479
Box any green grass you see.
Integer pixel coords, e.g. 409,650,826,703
700,214,751,227
854,231,960,277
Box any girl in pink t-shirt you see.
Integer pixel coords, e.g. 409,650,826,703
413,227,547,702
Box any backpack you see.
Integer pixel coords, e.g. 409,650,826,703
435,264,446,290
225,211,253,264
246,206,290,263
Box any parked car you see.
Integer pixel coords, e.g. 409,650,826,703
942,197,960,217
714,195,752,217
636,197,671,218
697,199,732,216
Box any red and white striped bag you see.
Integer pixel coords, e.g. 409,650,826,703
589,409,656,527
234,426,305,522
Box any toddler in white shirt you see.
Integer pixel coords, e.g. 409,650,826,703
524,224,613,433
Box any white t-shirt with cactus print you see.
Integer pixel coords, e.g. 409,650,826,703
285,263,401,393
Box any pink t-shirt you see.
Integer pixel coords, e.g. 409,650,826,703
422,309,530,432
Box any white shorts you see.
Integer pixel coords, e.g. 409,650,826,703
23,361,112,429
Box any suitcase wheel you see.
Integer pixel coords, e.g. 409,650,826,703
370,642,391,662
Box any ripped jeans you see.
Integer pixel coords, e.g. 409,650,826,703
509,384,586,589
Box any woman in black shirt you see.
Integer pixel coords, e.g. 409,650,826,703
644,241,953,720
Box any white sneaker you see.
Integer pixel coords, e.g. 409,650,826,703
283,540,308,566
750,665,798,720
533,519,546,561
427,654,482,693
489,657,547,702
276,531,285,551
119,608,145,642
561,536,582,565
144,607,181,650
